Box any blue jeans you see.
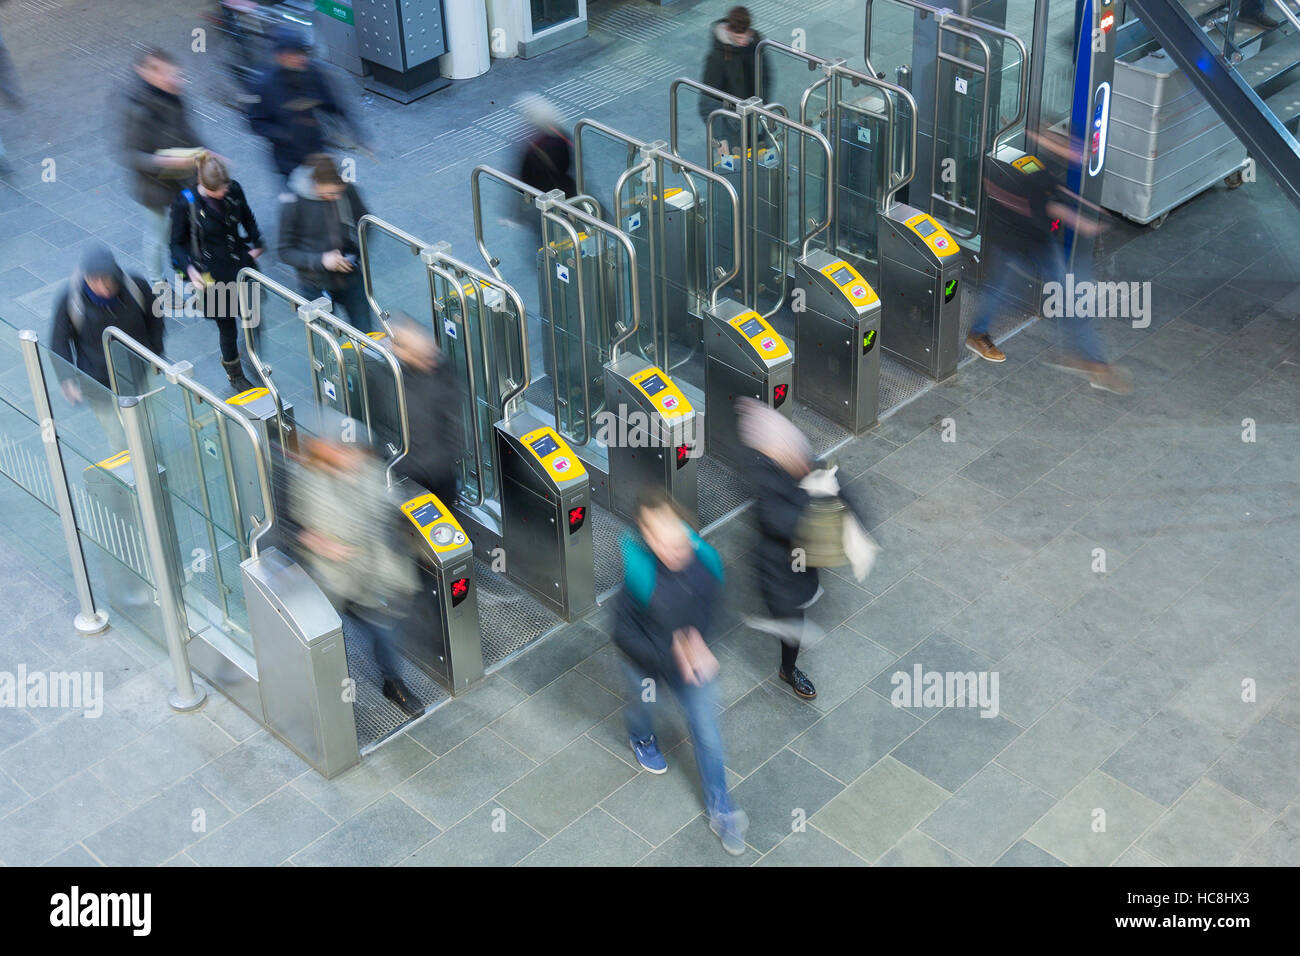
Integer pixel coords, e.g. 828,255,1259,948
973,240,1105,364
301,275,373,333
343,604,401,681
622,658,733,818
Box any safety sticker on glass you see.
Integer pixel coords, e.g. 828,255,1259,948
556,263,570,283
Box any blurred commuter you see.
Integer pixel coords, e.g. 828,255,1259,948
0,4,23,174
699,5,769,157
49,244,165,446
278,153,373,331
288,430,424,717
248,26,364,182
516,95,575,198
169,153,264,393
389,320,464,509
613,487,749,855
967,132,1131,394
1238,0,1282,29
737,398,829,701
119,47,208,286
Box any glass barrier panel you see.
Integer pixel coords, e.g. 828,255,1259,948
364,226,433,328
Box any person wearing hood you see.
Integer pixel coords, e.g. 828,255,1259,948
248,27,363,181
49,243,165,446
277,153,373,331
118,47,208,286
698,6,769,157
170,152,264,393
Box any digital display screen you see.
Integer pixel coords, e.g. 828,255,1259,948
639,374,667,396
739,318,764,337
831,267,855,285
1018,158,1043,174
913,218,937,237
530,434,560,458
410,502,442,526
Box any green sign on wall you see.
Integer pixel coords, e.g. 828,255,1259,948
315,0,354,25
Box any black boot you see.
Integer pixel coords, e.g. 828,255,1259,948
383,678,425,717
222,358,255,394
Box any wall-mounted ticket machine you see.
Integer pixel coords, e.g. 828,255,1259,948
878,208,964,380
495,420,596,619
603,358,700,520
792,249,881,433
703,298,793,469
397,489,483,693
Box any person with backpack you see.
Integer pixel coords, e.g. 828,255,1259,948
277,153,372,331
49,243,165,446
612,487,749,856
170,153,265,393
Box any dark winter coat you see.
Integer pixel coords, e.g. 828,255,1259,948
699,20,769,121
49,274,164,388
751,451,820,618
277,164,368,292
118,76,204,210
169,181,264,286
248,64,352,176
393,355,466,497
518,130,576,197
613,528,725,679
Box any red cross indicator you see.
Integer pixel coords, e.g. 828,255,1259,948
773,383,789,408
450,577,470,607
568,506,586,533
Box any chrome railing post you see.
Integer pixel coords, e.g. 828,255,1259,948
118,392,207,712
18,330,110,635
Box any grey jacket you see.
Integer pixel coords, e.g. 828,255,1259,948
119,76,204,210
288,454,418,612
277,164,368,292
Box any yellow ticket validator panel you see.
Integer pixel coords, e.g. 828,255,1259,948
226,387,270,406
729,310,791,361
818,260,880,309
628,366,694,417
519,427,587,481
904,213,960,259
96,450,131,470
401,493,469,555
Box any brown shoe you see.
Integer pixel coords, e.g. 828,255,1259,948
965,333,1006,362
1088,364,1134,395
1041,349,1107,378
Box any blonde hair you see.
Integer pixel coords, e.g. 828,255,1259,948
197,152,230,190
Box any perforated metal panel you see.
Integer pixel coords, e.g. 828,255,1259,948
354,0,446,71
475,558,564,669
591,503,623,596
344,615,449,752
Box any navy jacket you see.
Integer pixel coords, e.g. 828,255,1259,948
248,65,352,175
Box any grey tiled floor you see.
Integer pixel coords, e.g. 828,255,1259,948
2,0,1300,865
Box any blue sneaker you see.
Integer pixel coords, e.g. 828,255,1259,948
710,809,750,856
630,735,668,774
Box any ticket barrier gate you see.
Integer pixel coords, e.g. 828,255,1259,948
359,230,598,622
879,207,965,380
83,449,171,611
577,117,796,473
473,166,698,524
397,486,483,692
792,250,882,433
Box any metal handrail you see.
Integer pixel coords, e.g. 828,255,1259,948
304,305,410,487
425,261,485,506
576,118,742,309
358,214,429,335
102,327,276,559
470,164,544,280
864,0,1029,154
669,77,745,155
237,266,307,451
425,244,533,421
